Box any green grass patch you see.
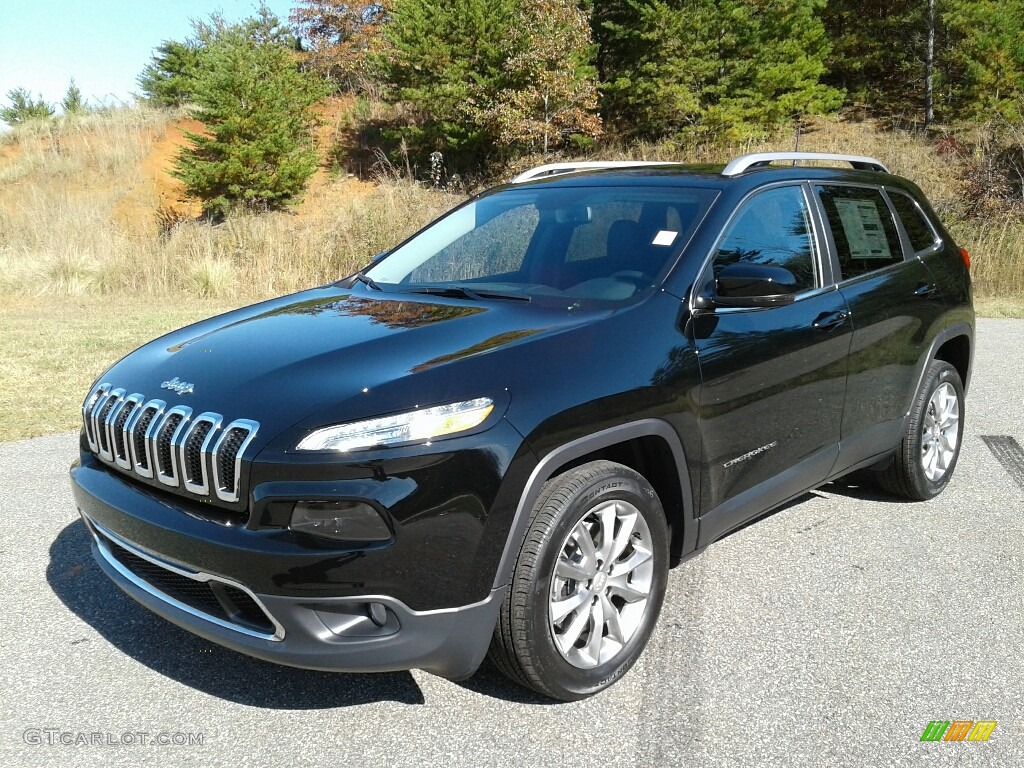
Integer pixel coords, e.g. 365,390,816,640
975,295,1024,318
0,296,243,443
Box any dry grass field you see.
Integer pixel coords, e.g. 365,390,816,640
0,104,1021,442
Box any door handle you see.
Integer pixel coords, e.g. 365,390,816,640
914,282,938,297
812,310,849,331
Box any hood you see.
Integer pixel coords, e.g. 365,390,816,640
99,285,603,439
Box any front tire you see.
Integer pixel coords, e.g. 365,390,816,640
489,461,669,700
878,360,964,500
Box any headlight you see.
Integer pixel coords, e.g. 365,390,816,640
296,397,494,452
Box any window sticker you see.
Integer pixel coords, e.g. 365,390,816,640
652,230,678,247
834,199,891,260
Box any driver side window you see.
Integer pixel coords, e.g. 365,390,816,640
712,186,818,293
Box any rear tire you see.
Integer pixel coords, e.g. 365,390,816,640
878,360,964,500
489,460,669,701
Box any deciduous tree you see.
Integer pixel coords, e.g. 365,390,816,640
380,0,601,170
290,1,392,89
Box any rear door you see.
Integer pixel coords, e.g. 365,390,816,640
691,184,852,544
813,184,944,473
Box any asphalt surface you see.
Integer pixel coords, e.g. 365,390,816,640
2,318,1022,768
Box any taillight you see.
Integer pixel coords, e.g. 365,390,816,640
960,247,971,269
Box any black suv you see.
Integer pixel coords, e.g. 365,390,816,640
70,152,974,700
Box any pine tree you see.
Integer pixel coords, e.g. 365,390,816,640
62,79,86,114
600,0,842,142
0,87,54,126
173,14,329,218
823,0,1024,123
822,1,934,117
137,40,203,107
943,0,1024,119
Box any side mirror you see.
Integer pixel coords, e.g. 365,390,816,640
714,263,800,308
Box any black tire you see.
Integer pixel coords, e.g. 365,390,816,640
878,360,964,500
488,460,669,701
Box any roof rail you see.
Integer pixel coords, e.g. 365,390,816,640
721,152,889,177
511,161,677,184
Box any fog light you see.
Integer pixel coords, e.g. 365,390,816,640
289,501,392,542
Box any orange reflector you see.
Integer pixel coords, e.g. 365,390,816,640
960,247,971,269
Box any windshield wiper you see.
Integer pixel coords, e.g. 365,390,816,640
354,273,382,291
408,286,531,303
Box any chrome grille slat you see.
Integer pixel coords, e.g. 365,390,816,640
211,419,259,503
83,384,109,452
110,394,143,469
96,389,125,461
81,384,258,504
152,406,192,487
131,399,166,479
181,413,222,495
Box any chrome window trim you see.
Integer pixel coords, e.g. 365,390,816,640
883,187,942,255
181,412,223,496
84,515,284,642
813,182,912,284
152,405,193,488
211,419,260,503
689,181,827,315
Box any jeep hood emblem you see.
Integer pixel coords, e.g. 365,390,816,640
161,377,195,396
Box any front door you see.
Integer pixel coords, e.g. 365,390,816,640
690,184,852,545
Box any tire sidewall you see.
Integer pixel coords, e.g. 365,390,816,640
909,362,965,499
516,468,669,699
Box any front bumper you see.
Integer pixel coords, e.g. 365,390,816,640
70,455,508,679
82,513,503,678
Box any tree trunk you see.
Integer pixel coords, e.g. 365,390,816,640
925,0,935,128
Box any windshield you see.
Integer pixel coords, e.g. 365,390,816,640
364,185,717,305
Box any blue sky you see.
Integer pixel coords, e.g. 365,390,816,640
0,1,296,111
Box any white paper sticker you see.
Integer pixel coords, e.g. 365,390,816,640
652,230,678,246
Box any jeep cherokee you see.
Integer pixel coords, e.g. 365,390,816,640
70,152,974,700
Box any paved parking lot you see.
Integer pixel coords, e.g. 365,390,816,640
2,318,1021,767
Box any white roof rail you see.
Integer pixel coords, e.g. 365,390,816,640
510,161,677,184
721,152,889,177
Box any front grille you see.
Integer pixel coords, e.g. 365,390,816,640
90,521,281,640
82,382,258,504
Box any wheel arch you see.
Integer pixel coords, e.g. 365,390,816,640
933,331,972,393
906,322,974,416
492,419,695,591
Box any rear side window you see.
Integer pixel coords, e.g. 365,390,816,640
817,186,903,280
711,185,817,292
888,191,939,252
